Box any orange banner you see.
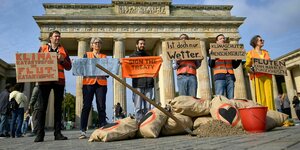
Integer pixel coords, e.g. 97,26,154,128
121,56,162,78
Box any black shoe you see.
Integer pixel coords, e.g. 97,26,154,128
54,134,68,140
34,136,44,142
0,134,5,137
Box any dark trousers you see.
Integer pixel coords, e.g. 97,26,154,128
296,110,300,120
36,84,64,137
80,84,107,131
31,109,38,133
282,108,292,118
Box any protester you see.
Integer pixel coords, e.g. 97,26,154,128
35,30,72,142
27,83,41,137
130,38,154,123
79,37,108,139
209,34,241,99
245,35,275,110
0,83,13,138
173,34,201,97
9,83,28,138
292,96,300,120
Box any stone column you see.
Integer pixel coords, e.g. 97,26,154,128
113,37,126,112
230,38,247,99
23,82,31,110
196,39,211,100
272,75,278,100
159,39,175,106
75,38,88,128
284,69,297,118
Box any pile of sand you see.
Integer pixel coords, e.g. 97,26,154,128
193,120,246,138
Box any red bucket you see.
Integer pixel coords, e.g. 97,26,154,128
239,107,268,133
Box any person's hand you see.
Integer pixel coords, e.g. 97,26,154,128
57,53,64,62
248,67,255,73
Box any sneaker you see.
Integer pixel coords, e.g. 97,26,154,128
79,132,87,139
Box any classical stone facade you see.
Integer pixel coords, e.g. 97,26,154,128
34,0,249,128
274,48,300,118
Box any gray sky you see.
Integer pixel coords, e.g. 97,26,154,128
0,0,299,120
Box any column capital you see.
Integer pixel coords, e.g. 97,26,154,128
39,37,48,42
77,37,89,42
229,37,241,42
114,37,125,41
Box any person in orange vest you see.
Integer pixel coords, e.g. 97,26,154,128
173,34,201,97
209,34,241,99
78,37,108,139
35,30,71,142
245,35,274,110
130,38,154,123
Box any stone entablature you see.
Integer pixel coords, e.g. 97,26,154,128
276,48,300,69
42,2,234,17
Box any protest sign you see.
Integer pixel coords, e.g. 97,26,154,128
165,40,203,60
72,58,120,76
253,58,287,75
210,43,246,60
15,53,58,82
121,56,162,78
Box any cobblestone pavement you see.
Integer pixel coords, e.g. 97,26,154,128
1,123,300,150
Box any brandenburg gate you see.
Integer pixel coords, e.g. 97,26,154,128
34,0,247,127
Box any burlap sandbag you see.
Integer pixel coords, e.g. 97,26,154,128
138,108,168,138
169,96,211,117
266,110,289,131
88,117,138,142
193,116,214,130
210,95,242,127
233,99,260,108
161,113,193,136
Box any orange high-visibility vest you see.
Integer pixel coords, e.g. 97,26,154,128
82,52,107,85
40,45,67,80
213,60,234,75
176,60,197,75
248,49,272,80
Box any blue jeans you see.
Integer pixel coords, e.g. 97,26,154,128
214,75,235,99
22,120,28,134
0,114,8,135
177,74,197,97
10,108,24,137
133,88,153,123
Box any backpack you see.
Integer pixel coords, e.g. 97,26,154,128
10,98,19,110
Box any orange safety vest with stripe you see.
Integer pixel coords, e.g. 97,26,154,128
40,45,67,80
176,60,197,75
248,49,272,80
82,52,107,85
213,59,234,75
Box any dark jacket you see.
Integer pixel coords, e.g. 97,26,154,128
0,89,10,115
208,58,242,81
129,50,154,88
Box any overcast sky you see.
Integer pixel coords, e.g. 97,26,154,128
0,0,299,120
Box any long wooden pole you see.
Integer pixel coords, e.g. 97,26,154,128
96,64,194,135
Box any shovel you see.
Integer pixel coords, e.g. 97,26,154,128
96,64,195,136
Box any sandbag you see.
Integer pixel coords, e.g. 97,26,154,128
233,99,260,108
266,110,289,131
210,95,242,127
169,96,211,117
138,108,168,138
161,113,193,136
193,116,214,130
88,117,138,142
